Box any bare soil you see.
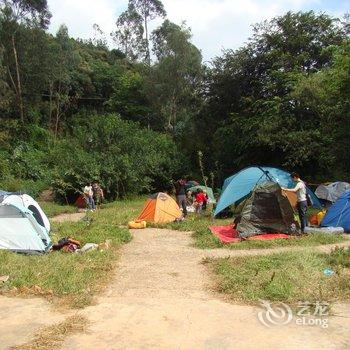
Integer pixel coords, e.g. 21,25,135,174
57,228,350,350
2,227,349,349
50,212,86,223
0,296,66,349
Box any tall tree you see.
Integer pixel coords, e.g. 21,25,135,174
45,25,80,136
129,0,166,64
292,41,350,178
0,44,12,112
147,20,203,132
205,11,348,179
0,0,51,122
112,3,144,60
92,23,107,48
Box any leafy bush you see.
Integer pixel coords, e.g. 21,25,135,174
0,114,184,202
49,114,183,201
0,177,48,198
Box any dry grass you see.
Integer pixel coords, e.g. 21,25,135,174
11,315,89,350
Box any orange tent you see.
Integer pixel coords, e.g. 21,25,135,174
137,193,182,224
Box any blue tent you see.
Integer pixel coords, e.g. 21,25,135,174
214,166,321,216
321,189,350,232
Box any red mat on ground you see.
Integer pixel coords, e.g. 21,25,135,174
209,225,241,243
209,225,290,243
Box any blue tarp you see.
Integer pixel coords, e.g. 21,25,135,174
214,166,321,216
321,189,350,232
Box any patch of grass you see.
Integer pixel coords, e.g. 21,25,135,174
149,212,232,248
154,212,347,249
12,314,88,350
38,202,76,218
208,247,350,304
0,199,144,308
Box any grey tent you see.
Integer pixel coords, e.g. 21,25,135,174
237,182,299,238
0,203,52,253
0,192,50,232
315,182,350,204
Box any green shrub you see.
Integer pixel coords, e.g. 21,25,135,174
48,114,183,201
0,114,184,202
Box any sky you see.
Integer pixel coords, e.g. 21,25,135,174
47,0,349,61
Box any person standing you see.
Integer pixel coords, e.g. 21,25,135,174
83,182,96,211
92,181,104,208
175,178,187,217
282,172,308,233
202,190,209,211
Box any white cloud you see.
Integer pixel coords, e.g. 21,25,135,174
161,0,323,60
47,0,344,61
47,0,126,40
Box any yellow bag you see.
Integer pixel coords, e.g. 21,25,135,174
317,210,326,225
128,220,147,229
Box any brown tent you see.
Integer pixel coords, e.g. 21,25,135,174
237,182,299,238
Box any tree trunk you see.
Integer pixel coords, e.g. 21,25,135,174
7,67,18,94
49,82,53,127
12,35,24,123
54,101,60,138
144,16,150,66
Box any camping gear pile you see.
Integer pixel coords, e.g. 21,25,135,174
52,237,81,252
52,238,100,253
0,192,52,253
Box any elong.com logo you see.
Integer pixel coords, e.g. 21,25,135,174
258,300,329,328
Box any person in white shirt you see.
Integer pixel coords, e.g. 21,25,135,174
83,182,96,211
282,172,308,233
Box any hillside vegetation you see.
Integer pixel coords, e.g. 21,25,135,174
1,1,350,201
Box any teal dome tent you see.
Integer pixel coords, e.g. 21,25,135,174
214,166,321,216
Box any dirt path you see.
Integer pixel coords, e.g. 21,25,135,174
50,212,86,223
0,211,85,349
58,229,350,350
0,296,66,349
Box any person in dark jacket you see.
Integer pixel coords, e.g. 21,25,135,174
175,178,187,217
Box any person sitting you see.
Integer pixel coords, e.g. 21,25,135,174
185,190,195,213
194,189,206,214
